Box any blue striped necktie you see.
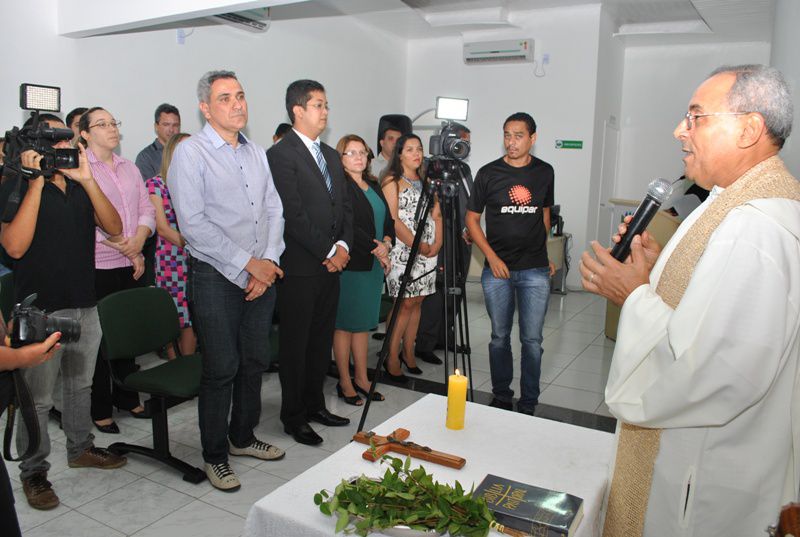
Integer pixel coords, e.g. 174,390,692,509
312,141,333,196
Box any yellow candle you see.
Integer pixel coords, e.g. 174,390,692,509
446,369,468,430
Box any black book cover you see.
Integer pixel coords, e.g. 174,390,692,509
473,474,584,537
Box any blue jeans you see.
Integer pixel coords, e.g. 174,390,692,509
482,267,550,411
188,260,276,464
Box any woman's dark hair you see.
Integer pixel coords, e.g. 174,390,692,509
77,106,106,147
335,134,376,186
382,133,423,187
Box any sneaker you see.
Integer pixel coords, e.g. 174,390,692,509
229,438,285,461
68,446,127,469
22,473,60,510
488,397,513,411
205,462,241,492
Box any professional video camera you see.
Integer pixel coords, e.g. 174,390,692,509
11,294,81,348
2,84,78,182
427,97,470,161
424,97,471,198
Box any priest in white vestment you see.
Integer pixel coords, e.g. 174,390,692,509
581,64,800,537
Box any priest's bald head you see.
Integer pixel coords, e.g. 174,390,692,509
674,64,793,191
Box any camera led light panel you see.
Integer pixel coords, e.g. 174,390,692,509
435,97,469,121
20,83,61,112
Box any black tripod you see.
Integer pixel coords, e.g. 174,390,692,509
356,162,474,433
429,158,474,400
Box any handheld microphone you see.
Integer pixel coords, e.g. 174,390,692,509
610,178,673,261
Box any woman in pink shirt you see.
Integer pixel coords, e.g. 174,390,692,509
80,107,156,433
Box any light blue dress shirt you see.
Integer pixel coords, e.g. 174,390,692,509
169,122,285,289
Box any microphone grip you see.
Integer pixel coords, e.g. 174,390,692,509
610,195,661,261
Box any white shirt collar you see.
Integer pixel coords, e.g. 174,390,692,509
292,128,319,152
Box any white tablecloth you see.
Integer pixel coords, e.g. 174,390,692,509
244,394,614,537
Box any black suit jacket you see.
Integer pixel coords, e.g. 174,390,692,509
267,129,353,277
345,178,395,271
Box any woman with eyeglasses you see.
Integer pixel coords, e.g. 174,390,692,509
381,134,442,383
332,135,394,405
146,132,196,358
80,107,156,433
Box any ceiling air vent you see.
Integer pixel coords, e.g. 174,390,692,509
209,8,270,33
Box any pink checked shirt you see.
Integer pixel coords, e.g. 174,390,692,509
87,148,156,269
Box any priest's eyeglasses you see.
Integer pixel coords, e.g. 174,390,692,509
683,111,750,130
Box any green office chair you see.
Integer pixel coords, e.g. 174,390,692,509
97,286,205,483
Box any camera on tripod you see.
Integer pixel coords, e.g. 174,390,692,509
11,294,81,348
2,84,78,182
428,97,470,161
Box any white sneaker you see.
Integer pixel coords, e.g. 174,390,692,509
205,462,241,492
229,438,285,461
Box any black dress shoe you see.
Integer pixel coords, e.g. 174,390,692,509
94,421,120,434
399,356,422,375
308,409,350,427
128,408,151,419
415,350,443,365
517,406,536,416
382,361,408,384
336,382,363,406
488,398,513,411
284,423,323,445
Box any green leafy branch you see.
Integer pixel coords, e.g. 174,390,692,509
314,453,494,536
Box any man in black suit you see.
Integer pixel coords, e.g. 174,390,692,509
267,80,354,446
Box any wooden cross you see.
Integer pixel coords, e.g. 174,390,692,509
352,428,466,469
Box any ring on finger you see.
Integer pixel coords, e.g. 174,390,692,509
589,272,596,284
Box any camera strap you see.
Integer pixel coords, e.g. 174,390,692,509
3,370,40,462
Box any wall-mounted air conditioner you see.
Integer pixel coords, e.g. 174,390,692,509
463,39,534,65
209,8,270,33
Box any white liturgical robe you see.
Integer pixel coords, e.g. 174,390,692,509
606,185,800,537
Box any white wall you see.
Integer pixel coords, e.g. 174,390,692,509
586,4,625,247
1,0,406,160
615,41,771,199
405,4,603,287
771,0,800,175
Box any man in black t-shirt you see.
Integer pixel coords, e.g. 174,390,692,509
0,115,126,511
465,112,554,416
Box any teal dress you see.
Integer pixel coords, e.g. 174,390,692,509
335,186,386,332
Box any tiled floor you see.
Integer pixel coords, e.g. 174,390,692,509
7,283,615,536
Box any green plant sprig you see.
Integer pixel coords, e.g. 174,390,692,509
314,453,494,537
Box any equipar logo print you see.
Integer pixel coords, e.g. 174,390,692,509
501,184,538,214
508,185,532,205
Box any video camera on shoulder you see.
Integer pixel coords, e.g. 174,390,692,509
11,294,81,348
2,84,78,182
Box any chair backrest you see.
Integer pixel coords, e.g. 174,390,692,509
0,271,14,321
97,287,180,361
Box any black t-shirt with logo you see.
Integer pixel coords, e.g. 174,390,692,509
467,156,554,271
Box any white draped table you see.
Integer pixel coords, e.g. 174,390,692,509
244,394,614,537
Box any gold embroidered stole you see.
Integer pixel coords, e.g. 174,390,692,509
602,156,800,537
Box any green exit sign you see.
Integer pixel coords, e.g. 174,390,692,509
555,139,583,149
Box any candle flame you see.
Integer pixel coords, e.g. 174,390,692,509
455,369,461,376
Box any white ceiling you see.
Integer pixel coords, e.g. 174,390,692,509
266,0,776,44
62,0,776,45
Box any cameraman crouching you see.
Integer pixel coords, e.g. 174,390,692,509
0,114,126,511
0,326,60,536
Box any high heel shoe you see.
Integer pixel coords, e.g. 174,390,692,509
354,383,385,402
94,420,120,434
399,356,423,375
382,361,408,384
336,382,363,406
